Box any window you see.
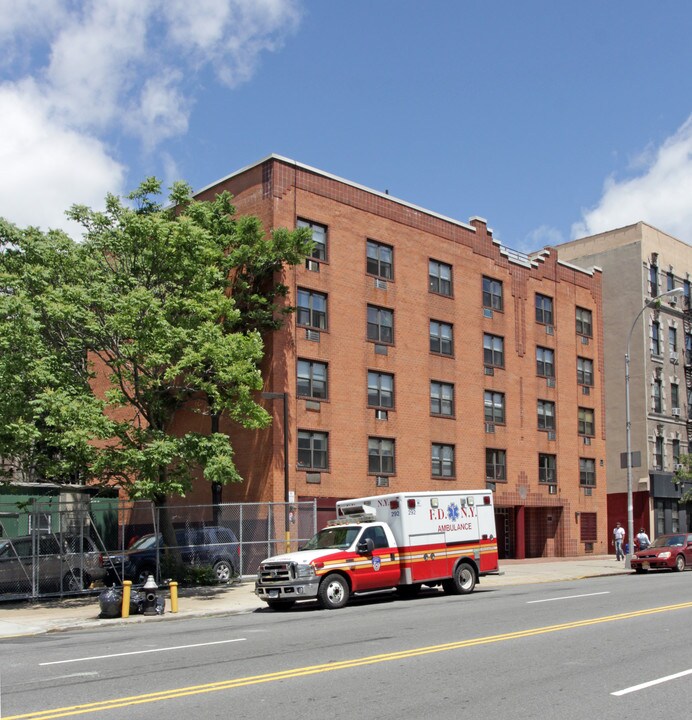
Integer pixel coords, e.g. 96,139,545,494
576,307,593,337
535,294,553,325
673,439,681,465
669,326,678,354
649,263,659,296
685,280,691,307
483,276,503,311
653,379,662,413
366,240,393,280
667,271,675,292
430,381,455,416
537,400,556,431
536,346,555,378
367,305,394,344
432,443,455,478
577,357,594,386
486,449,506,482
484,391,505,424
652,321,661,355
483,333,504,367
539,454,557,484
654,436,664,471
297,288,327,330
672,383,680,410
368,437,395,474
430,320,454,356
359,525,390,549
297,360,328,400
578,407,595,437
297,219,327,261
297,431,328,470
580,458,595,486
429,260,452,296
368,371,394,408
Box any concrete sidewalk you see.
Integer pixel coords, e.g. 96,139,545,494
0,555,631,638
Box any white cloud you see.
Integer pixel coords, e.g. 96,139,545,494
0,0,303,233
524,224,564,250
0,83,125,234
573,115,692,243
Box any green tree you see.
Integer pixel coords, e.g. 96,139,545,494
0,181,312,543
674,453,692,504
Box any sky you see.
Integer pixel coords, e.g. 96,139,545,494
2,0,692,253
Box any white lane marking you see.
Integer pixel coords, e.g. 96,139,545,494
612,668,692,696
527,591,610,604
39,638,246,666
51,672,100,680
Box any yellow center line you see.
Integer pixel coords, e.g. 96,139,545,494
7,601,692,720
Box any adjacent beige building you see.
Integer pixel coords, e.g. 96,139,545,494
554,222,692,541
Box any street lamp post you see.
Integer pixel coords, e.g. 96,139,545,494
624,286,684,568
261,391,290,551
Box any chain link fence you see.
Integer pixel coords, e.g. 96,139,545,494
0,498,318,601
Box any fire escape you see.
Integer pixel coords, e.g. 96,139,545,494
684,294,692,450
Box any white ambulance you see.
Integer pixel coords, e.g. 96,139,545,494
255,490,499,610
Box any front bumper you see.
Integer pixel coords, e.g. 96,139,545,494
631,557,673,570
255,577,321,602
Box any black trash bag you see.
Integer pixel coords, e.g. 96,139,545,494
98,587,122,618
99,588,147,617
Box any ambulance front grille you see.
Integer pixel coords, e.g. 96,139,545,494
259,562,293,583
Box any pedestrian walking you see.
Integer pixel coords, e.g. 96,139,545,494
612,522,626,560
636,527,651,551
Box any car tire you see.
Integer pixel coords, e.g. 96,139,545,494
212,559,235,584
674,554,686,572
266,600,296,611
136,566,156,584
444,561,476,595
63,570,87,592
318,573,349,609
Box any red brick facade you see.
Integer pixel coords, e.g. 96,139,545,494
182,156,607,558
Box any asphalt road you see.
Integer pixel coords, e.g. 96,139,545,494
2,572,691,720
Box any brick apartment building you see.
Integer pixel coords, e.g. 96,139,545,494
176,154,607,558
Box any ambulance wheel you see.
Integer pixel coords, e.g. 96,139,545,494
266,600,296,611
318,573,349,609
445,562,476,595
397,584,421,599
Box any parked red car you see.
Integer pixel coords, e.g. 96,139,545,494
630,533,692,573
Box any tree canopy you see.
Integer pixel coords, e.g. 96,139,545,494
0,179,312,505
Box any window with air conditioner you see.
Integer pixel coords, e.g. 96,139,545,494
297,218,328,261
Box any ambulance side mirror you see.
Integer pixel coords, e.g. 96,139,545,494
357,538,375,554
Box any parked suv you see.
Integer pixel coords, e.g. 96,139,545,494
0,533,106,596
103,526,240,585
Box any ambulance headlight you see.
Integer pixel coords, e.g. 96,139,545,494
294,563,316,579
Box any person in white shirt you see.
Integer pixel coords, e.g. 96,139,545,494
612,522,626,560
636,528,651,551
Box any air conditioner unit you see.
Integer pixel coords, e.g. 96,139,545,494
375,409,388,420
548,484,557,495
548,431,556,441
484,366,494,376
584,487,593,496
671,352,679,364
483,308,493,319
581,336,589,345
305,329,320,342
546,377,556,388
672,407,681,417
582,385,591,395
374,278,387,290
305,259,320,272
375,476,389,487
546,325,554,335
583,436,592,445
485,422,495,434
674,463,685,471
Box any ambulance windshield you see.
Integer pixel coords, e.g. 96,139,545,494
302,526,361,550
